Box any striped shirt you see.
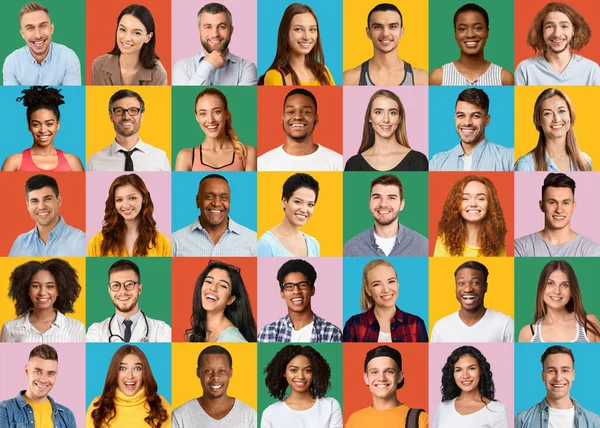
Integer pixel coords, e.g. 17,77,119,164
172,217,257,256
441,62,503,86
531,319,589,343
258,313,342,343
342,306,428,342
0,311,85,343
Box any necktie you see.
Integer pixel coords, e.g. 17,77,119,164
123,319,133,342
119,148,139,171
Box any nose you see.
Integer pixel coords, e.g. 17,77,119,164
382,112,390,123
298,370,305,379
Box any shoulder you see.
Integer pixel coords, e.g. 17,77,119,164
486,309,513,325
92,53,111,67
401,224,427,242
515,152,534,171
411,67,428,85
245,144,257,156
234,398,257,415
151,60,168,82
264,69,285,86
518,324,533,342
2,153,22,171
343,65,362,85
344,154,363,171
258,146,284,162
429,67,443,85
500,68,514,85
586,313,600,325
581,151,593,166
316,144,343,158
219,326,247,342
62,153,84,171
344,312,364,328
408,150,428,161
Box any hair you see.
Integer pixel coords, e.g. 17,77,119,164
358,90,410,154
541,345,575,366
454,260,489,283
8,259,81,317
282,173,320,204
197,2,232,26
530,88,590,171
197,345,233,368
19,2,49,20
91,345,168,428
17,86,64,124
276,259,317,290
360,259,397,311
437,176,506,256
108,4,159,70
541,172,576,198
453,3,489,28
527,2,591,53
29,344,58,361
283,88,318,113
108,89,145,112
100,174,158,257
264,345,331,401
25,174,59,199
186,261,257,342
108,259,141,282
456,88,490,115
441,346,496,402
267,3,331,86
370,174,404,199
367,3,403,27
199,173,228,187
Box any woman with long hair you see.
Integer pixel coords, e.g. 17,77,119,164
434,175,506,257
174,88,256,171
186,260,256,342
518,260,600,342
92,4,167,85
2,86,84,171
515,88,592,171
88,174,171,256
262,345,342,427
1,259,84,342
345,90,428,171
262,3,334,86
432,346,508,427
86,345,171,427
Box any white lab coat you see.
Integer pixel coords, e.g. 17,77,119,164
85,312,172,342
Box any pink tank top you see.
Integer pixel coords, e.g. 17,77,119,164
19,148,72,171
191,145,245,171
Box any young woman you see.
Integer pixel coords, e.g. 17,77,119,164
88,174,171,257
433,346,508,427
257,173,320,257
87,345,171,427
2,86,84,171
1,259,84,342
515,88,592,171
429,4,513,86
262,3,334,86
174,88,256,171
345,90,428,171
186,260,257,343
434,175,507,257
262,345,342,428
342,259,428,342
92,4,167,85
519,260,600,342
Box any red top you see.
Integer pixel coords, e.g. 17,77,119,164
19,148,72,171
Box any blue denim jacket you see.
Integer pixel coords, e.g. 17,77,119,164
0,391,76,428
516,398,600,428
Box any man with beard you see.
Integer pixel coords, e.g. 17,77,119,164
430,260,513,342
258,88,343,171
344,174,427,256
430,88,513,171
86,259,171,342
173,3,257,85
86,89,170,171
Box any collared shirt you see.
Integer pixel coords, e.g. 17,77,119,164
343,223,428,257
0,391,76,428
515,151,593,171
429,139,514,171
9,216,86,257
115,310,143,338
86,139,171,171
172,217,257,256
2,42,81,86
516,398,600,428
91,53,168,85
258,313,342,343
172,51,257,85
343,306,428,342
0,311,85,343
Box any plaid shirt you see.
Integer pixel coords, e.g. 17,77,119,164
343,306,428,342
258,312,342,342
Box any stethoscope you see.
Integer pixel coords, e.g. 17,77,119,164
108,311,150,343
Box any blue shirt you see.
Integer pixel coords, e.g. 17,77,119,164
172,51,257,85
257,231,320,257
3,42,81,86
0,391,76,428
516,398,600,428
9,216,86,257
172,217,256,256
429,139,514,171
515,151,593,171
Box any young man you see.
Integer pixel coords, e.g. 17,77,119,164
516,345,600,427
343,3,427,86
172,174,257,256
172,346,256,427
0,344,76,427
86,89,170,171
258,259,341,342
516,2,600,85
86,259,172,342
10,174,85,256
344,174,428,257
515,173,600,257
346,345,428,428
429,88,514,171
430,261,514,342
172,2,257,85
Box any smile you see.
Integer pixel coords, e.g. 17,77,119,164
204,293,218,302
121,208,135,215
123,381,137,390
549,295,563,301
298,42,312,48
461,294,476,301
291,297,304,304
293,380,307,386
460,127,476,135
117,296,131,302
290,123,306,128
380,294,394,301
464,41,480,47
209,384,223,390
208,38,223,44
206,124,219,131
461,380,473,385
37,211,51,218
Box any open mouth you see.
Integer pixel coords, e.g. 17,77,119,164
464,41,480,48
380,294,394,301
291,297,304,305
294,213,308,220
461,380,474,386
123,381,138,392
37,211,51,218
460,127,476,136
461,294,477,302
550,382,567,389
298,41,312,49
206,124,219,132
290,122,307,128
204,293,218,302
117,296,132,302
31,39,46,49
119,120,134,127
552,215,566,220
121,208,135,216
209,383,223,391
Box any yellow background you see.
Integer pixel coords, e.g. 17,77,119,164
171,343,258,409
85,86,172,164
257,172,343,257
343,0,429,72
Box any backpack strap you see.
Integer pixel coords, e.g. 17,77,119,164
257,67,290,86
405,408,424,428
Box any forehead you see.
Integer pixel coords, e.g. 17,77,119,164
455,10,486,25
371,96,399,110
456,101,484,114
28,186,56,200
541,95,567,110
110,269,138,281
367,356,397,371
287,354,311,367
21,10,50,26
288,187,316,201
543,186,573,200
283,271,309,283
548,269,568,282
371,183,400,197
30,109,57,121
455,354,479,366
112,96,141,108
200,178,230,194
115,184,142,197
206,267,231,282
368,264,397,282
543,352,573,369
284,94,315,110
121,353,142,365
544,11,572,25
463,180,487,194
369,10,401,27
118,14,146,30
455,268,483,281
31,269,55,283
196,94,225,110
200,353,231,368
199,11,230,27
290,12,317,27
28,356,58,371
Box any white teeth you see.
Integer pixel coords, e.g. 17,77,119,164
206,295,217,301
291,123,305,127
209,210,222,213
210,384,223,390
292,298,303,302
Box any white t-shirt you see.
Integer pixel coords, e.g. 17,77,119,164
172,398,257,428
374,233,396,256
430,309,514,342
549,406,575,428
432,398,508,428
463,154,473,171
260,397,343,428
378,331,392,343
291,322,314,342
257,145,343,171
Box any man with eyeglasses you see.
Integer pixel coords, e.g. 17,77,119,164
257,259,341,342
86,89,171,171
86,259,171,342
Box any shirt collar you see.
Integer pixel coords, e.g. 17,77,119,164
370,223,403,245
17,390,59,412
26,42,54,65
20,311,64,329
365,306,404,325
115,310,142,325
192,216,242,234
36,215,67,239
101,54,154,83
455,138,489,157
283,312,320,327
109,139,147,156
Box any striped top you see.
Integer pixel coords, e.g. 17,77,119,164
441,62,503,86
0,311,85,343
531,318,589,343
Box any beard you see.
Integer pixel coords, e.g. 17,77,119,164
201,36,231,54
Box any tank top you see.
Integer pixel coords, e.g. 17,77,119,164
19,148,72,171
441,62,503,86
358,60,414,86
191,145,245,171
530,318,589,343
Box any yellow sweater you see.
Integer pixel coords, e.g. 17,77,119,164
86,388,171,427
87,231,172,256
433,235,506,257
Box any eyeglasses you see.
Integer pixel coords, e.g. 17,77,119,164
111,107,143,116
109,281,140,292
208,259,241,273
282,281,311,292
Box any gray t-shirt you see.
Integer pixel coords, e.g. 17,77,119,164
514,232,600,257
172,398,257,428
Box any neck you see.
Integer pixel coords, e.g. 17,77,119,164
373,221,399,239
30,144,56,156
371,136,400,152
374,305,396,324
283,139,317,156
198,394,233,411
36,217,60,243
458,306,486,325
277,218,302,235
371,50,402,67
540,226,575,244
288,309,314,330
115,135,140,151
464,222,482,246
124,218,140,231
544,138,568,158
371,395,400,411
206,311,227,332
544,306,572,323
30,45,50,65
457,51,486,65
30,307,57,321
119,53,141,70
116,306,139,318
546,395,573,410
544,49,572,65
201,135,229,149
199,216,229,244
23,390,48,404
288,52,306,71
286,388,314,402
460,138,484,156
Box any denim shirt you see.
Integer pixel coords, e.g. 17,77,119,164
0,391,76,428
429,139,514,171
515,398,600,428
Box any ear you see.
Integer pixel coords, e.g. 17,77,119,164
196,367,201,379
314,114,319,125
196,193,201,209
485,114,491,127
399,26,405,39
145,32,154,44
57,194,62,209
227,295,237,306
365,27,371,39
50,23,54,35
397,371,404,386
25,363,29,377
280,289,285,300
310,286,315,297
138,283,143,294
539,199,544,212
399,199,405,212
363,372,369,386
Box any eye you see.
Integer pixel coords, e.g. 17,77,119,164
119,366,127,371
134,366,142,371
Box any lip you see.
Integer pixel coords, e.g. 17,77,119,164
204,292,218,302
31,39,47,49
464,41,480,48
297,41,313,49
291,297,304,305
122,381,138,392
120,208,135,216
205,124,219,132
460,127,476,135
380,293,395,301
209,383,223,391
116,295,132,302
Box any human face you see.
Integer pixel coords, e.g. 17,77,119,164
455,268,487,312
283,187,316,227
460,181,489,224
370,97,400,139
197,178,230,228
285,355,312,394
367,11,403,53
364,356,402,400
197,354,232,399
201,268,236,313
288,13,317,56
543,270,571,310
543,11,574,54
282,94,318,143
542,353,574,401
453,355,480,393
28,109,60,148
280,272,314,314
118,353,144,396
199,11,233,53
110,97,144,137
539,96,571,140
109,269,142,316
540,186,575,231
20,11,54,61
25,357,57,402
454,11,488,55
115,184,143,222
455,101,489,146
27,186,61,229
196,94,228,139
117,14,153,56
366,265,398,309
29,270,58,311
369,184,404,227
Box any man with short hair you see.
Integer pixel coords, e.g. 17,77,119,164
429,88,514,171
173,2,257,85
344,174,427,256
0,344,76,427
172,174,256,256
86,89,170,171
172,345,257,427
515,173,600,256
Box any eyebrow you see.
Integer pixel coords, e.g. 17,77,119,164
118,24,145,32
206,275,231,286
462,192,487,196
